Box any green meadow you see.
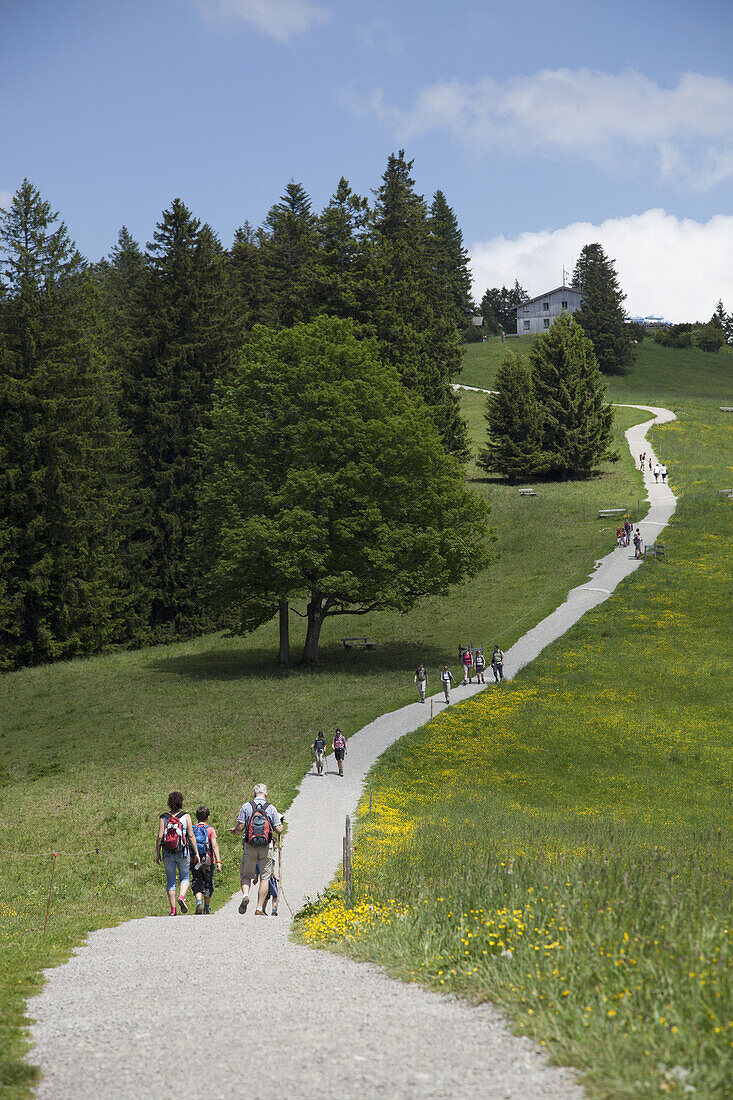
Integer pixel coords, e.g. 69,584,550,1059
296,380,733,1097
0,391,645,1096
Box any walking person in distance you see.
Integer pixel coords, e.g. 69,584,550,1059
191,806,221,915
312,731,326,775
441,664,454,702
156,791,201,916
333,728,348,776
491,645,505,682
461,646,473,684
474,649,486,683
230,784,283,916
414,661,428,703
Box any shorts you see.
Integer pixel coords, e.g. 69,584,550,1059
162,850,190,893
334,749,345,761
191,862,215,898
240,843,274,883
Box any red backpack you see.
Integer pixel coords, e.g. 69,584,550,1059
246,802,272,847
163,812,186,852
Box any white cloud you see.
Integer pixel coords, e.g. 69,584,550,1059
188,0,328,42
358,69,733,190
470,209,733,323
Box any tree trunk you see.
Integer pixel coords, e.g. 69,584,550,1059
301,595,324,664
278,600,290,666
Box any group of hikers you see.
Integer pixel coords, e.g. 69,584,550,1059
157,784,284,918
616,518,644,557
638,452,669,483
311,729,347,776
414,645,505,704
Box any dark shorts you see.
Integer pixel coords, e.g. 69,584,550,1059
191,863,215,898
334,748,345,761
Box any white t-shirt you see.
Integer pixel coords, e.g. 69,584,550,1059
237,798,282,848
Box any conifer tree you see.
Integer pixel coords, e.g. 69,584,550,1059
480,281,528,334
477,353,550,482
0,181,128,667
123,200,235,636
228,221,271,337
314,177,370,319
261,182,318,326
370,151,468,460
573,243,634,375
428,190,474,326
710,299,727,330
530,312,617,480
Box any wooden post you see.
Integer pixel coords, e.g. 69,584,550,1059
91,847,99,917
130,862,137,917
430,698,434,719
43,851,57,936
369,785,372,814
345,815,353,906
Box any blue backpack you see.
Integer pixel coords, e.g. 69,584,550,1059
192,822,209,862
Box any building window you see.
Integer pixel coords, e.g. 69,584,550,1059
542,302,549,311
561,300,568,309
543,318,550,329
523,320,530,331
523,305,530,313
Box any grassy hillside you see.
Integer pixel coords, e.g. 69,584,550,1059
0,393,647,1096
297,400,733,1098
459,335,733,409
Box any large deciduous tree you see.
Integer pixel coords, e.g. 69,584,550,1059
572,243,634,375
195,316,491,664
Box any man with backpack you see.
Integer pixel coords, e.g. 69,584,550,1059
312,731,327,775
230,784,283,916
191,806,222,915
474,649,486,684
414,661,428,702
491,644,505,682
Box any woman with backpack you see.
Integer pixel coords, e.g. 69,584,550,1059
156,791,201,916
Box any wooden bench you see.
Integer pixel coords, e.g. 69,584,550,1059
598,508,627,518
644,542,667,561
720,407,733,412
518,487,537,496
342,637,376,650
717,488,732,495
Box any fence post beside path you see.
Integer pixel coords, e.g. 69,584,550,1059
344,815,353,906
130,862,137,917
43,851,57,936
91,847,99,917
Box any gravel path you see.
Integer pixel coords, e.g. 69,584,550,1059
28,405,675,1099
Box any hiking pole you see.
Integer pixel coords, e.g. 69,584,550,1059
91,847,99,917
277,837,295,917
43,851,57,936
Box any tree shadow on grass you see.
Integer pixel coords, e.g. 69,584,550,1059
146,640,453,682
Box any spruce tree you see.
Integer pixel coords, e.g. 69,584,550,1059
480,282,528,335
0,181,128,668
123,200,235,636
228,221,271,338
428,190,474,326
313,177,370,319
261,182,318,327
573,243,634,375
530,312,617,480
370,151,468,460
477,352,550,482
710,299,727,330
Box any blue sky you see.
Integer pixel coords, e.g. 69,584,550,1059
2,0,733,318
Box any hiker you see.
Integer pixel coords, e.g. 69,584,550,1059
624,519,633,547
312,731,326,775
230,783,283,916
633,529,643,559
653,463,660,483
639,452,644,469
440,664,454,702
253,852,280,917
616,526,623,548
661,464,668,483
414,661,428,702
191,806,222,915
648,456,653,471
491,645,505,682
333,728,348,776
156,791,201,916
461,647,473,684
474,649,486,684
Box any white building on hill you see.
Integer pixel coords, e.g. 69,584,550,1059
516,285,582,335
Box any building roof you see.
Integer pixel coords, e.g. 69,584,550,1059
516,285,581,309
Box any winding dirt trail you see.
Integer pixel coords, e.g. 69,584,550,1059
28,405,676,1099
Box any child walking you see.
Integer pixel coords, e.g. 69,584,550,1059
191,806,221,915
